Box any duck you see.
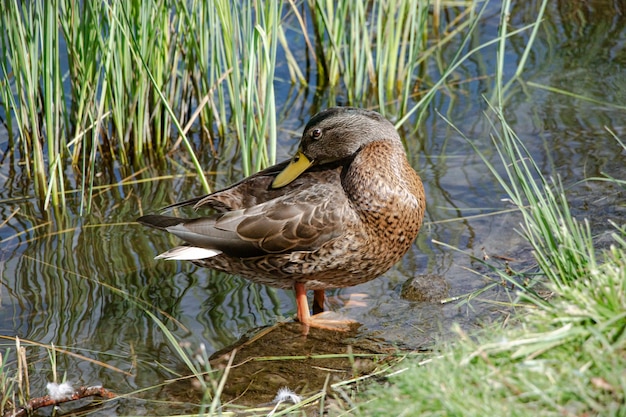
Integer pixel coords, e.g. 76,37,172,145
137,107,425,331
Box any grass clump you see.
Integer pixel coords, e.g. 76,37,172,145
307,0,430,113
357,246,626,416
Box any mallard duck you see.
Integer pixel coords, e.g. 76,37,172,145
138,107,425,330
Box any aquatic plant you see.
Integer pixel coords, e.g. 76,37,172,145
0,0,472,211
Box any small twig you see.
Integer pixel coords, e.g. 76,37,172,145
4,385,117,417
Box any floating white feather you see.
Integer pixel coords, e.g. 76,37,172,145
46,382,74,401
272,387,301,404
268,387,302,416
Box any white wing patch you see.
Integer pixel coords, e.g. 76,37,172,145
155,246,222,260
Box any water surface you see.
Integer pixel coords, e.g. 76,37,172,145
1,0,625,414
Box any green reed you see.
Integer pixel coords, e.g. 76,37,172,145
211,0,281,176
1,1,63,206
0,0,284,209
306,0,472,116
0,0,477,210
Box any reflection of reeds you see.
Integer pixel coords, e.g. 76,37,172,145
0,0,476,210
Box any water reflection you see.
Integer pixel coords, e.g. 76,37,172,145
1,0,626,413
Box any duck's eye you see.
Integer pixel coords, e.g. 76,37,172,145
310,128,322,139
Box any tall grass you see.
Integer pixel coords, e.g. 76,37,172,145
0,0,481,211
0,0,287,210
481,109,596,292
1,1,65,207
307,0,431,115
211,0,281,176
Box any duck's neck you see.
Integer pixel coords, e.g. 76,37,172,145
340,140,424,257
342,140,422,213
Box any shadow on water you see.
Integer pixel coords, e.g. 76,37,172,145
1,0,626,414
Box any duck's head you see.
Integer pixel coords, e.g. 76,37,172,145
272,107,400,188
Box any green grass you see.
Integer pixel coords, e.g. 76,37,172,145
7,0,625,415
0,0,287,210
352,105,626,416
0,0,475,211
307,0,477,118
307,0,431,112
341,0,626,411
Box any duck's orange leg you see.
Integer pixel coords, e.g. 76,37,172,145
293,283,351,333
294,282,311,324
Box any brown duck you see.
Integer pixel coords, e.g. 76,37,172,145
137,107,425,330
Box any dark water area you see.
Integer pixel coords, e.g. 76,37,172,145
1,0,626,414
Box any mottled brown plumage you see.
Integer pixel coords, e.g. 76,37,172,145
137,107,425,328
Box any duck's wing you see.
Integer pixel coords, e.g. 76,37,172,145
137,181,351,259
161,161,290,213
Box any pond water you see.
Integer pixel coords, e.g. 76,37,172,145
1,0,626,414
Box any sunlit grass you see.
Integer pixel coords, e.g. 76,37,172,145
211,0,281,176
0,0,286,210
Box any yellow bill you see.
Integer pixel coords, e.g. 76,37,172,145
271,150,313,188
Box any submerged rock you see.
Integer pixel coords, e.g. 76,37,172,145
400,274,450,302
